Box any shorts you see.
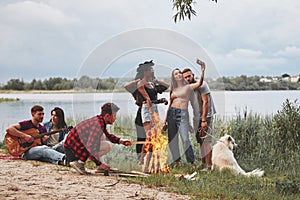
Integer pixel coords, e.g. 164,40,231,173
194,117,214,144
141,102,158,123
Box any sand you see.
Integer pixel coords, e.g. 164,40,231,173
0,159,190,200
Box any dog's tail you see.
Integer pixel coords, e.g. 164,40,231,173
245,168,264,177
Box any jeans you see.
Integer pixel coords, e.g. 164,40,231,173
23,145,65,164
167,107,195,163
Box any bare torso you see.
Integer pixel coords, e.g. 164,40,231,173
170,85,191,109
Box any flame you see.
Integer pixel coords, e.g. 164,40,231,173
141,112,169,174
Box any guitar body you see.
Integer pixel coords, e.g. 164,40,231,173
5,128,41,156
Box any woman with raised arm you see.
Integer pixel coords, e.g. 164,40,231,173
166,59,205,167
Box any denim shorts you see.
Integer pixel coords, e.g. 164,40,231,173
141,103,158,123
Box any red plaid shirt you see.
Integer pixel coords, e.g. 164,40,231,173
64,115,120,165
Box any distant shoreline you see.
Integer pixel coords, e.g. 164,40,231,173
0,90,75,94
0,90,126,94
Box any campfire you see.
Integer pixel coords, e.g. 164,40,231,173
140,112,169,174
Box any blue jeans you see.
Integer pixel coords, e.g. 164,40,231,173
167,107,195,163
23,145,65,164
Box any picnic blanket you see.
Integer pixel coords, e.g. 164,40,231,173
0,154,22,159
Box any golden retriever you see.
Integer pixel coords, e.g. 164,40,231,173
212,134,264,177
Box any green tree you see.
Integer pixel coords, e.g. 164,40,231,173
4,79,25,90
172,0,217,23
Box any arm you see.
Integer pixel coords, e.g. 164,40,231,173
124,79,139,94
201,94,209,129
154,79,169,89
189,59,206,90
6,124,33,142
137,80,153,112
103,128,131,146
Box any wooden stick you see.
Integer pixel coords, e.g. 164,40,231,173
131,141,152,145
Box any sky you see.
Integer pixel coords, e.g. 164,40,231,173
0,0,299,84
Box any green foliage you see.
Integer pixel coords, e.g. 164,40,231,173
0,97,20,103
172,0,217,23
208,76,300,91
0,140,6,149
0,76,118,91
271,99,300,173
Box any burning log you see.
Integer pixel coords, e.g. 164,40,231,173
140,112,169,174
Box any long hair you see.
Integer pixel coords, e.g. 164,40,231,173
170,68,187,91
51,107,67,129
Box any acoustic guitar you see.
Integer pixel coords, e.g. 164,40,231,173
5,126,73,156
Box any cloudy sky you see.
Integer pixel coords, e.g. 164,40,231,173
0,0,299,84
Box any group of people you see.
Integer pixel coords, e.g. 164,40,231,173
5,58,216,174
125,59,216,171
6,103,131,175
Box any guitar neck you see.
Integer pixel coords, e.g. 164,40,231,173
32,127,71,140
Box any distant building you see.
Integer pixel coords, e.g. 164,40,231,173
291,75,300,83
272,77,279,82
259,77,272,83
281,74,291,82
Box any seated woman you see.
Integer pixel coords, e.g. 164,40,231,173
44,107,69,153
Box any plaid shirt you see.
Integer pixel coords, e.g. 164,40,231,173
64,115,120,165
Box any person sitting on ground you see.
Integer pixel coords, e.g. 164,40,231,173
6,105,66,165
44,107,69,153
64,102,132,175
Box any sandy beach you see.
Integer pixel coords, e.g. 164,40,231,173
0,159,190,200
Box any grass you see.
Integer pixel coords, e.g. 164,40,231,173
1,99,299,199
0,97,20,103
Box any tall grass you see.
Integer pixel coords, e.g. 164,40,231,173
222,99,300,178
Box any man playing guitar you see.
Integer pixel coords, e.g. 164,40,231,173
6,105,66,165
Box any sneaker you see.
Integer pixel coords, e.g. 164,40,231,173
69,160,90,175
200,167,211,172
58,156,67,166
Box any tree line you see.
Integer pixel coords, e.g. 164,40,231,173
0,75,299,91
207,75,300,91
0,76,116,91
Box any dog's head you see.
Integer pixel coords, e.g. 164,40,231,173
219,134,238,151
